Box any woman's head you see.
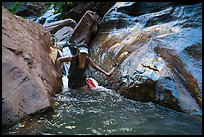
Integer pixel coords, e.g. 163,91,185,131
78,44,89,56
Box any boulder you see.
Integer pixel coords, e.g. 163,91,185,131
155,77,180,111
54,26,74,43
69,10,99,48
15,2,50,17
61,2,115,22
2,7,61,125
117,2,172,16
44,18,77,34
61,2,96,22
94,2,116,17
88,2,202,114
117,2,200,17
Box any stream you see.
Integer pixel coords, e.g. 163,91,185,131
2,85,202,135
2,3,202,135
2,47,202,135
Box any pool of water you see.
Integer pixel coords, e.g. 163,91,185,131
2,86,202,135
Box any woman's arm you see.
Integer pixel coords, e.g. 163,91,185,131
55,56,72,78
89,58,112,77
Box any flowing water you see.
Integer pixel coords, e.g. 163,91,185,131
2,2,202,135
2,86,202,135
29,4,60,25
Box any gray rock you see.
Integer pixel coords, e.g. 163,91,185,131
155,77,180,111
89,2,202,114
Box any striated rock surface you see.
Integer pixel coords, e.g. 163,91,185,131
89,2,202,114
44,18,77,34
70,10,99,48
2,7,61,125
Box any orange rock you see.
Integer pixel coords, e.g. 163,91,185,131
2,6,61,125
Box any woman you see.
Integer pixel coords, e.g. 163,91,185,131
56,44,112,91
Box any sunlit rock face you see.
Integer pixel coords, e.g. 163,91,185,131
2,7,61,125
89,2,202,114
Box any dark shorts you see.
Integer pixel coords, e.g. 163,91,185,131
68,77,86,89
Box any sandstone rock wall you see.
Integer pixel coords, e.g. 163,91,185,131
2,7,61,125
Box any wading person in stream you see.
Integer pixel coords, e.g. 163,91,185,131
56,44,112,91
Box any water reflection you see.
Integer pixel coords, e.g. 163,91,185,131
2,86,202,135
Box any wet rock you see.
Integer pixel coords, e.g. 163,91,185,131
99,15,136,32
183,43,202,60
117,2,200,17
54,26,74,43
117,2,172,16
61,2,95,22
155,74,201,113
2,7,61,125
155,77,180,111
95,2,115,17
44,18,77,34
70,10,99,48
154,46,202,109
144,9,175,27
61,2,115,22
89,2,202,114
38,17,46,25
